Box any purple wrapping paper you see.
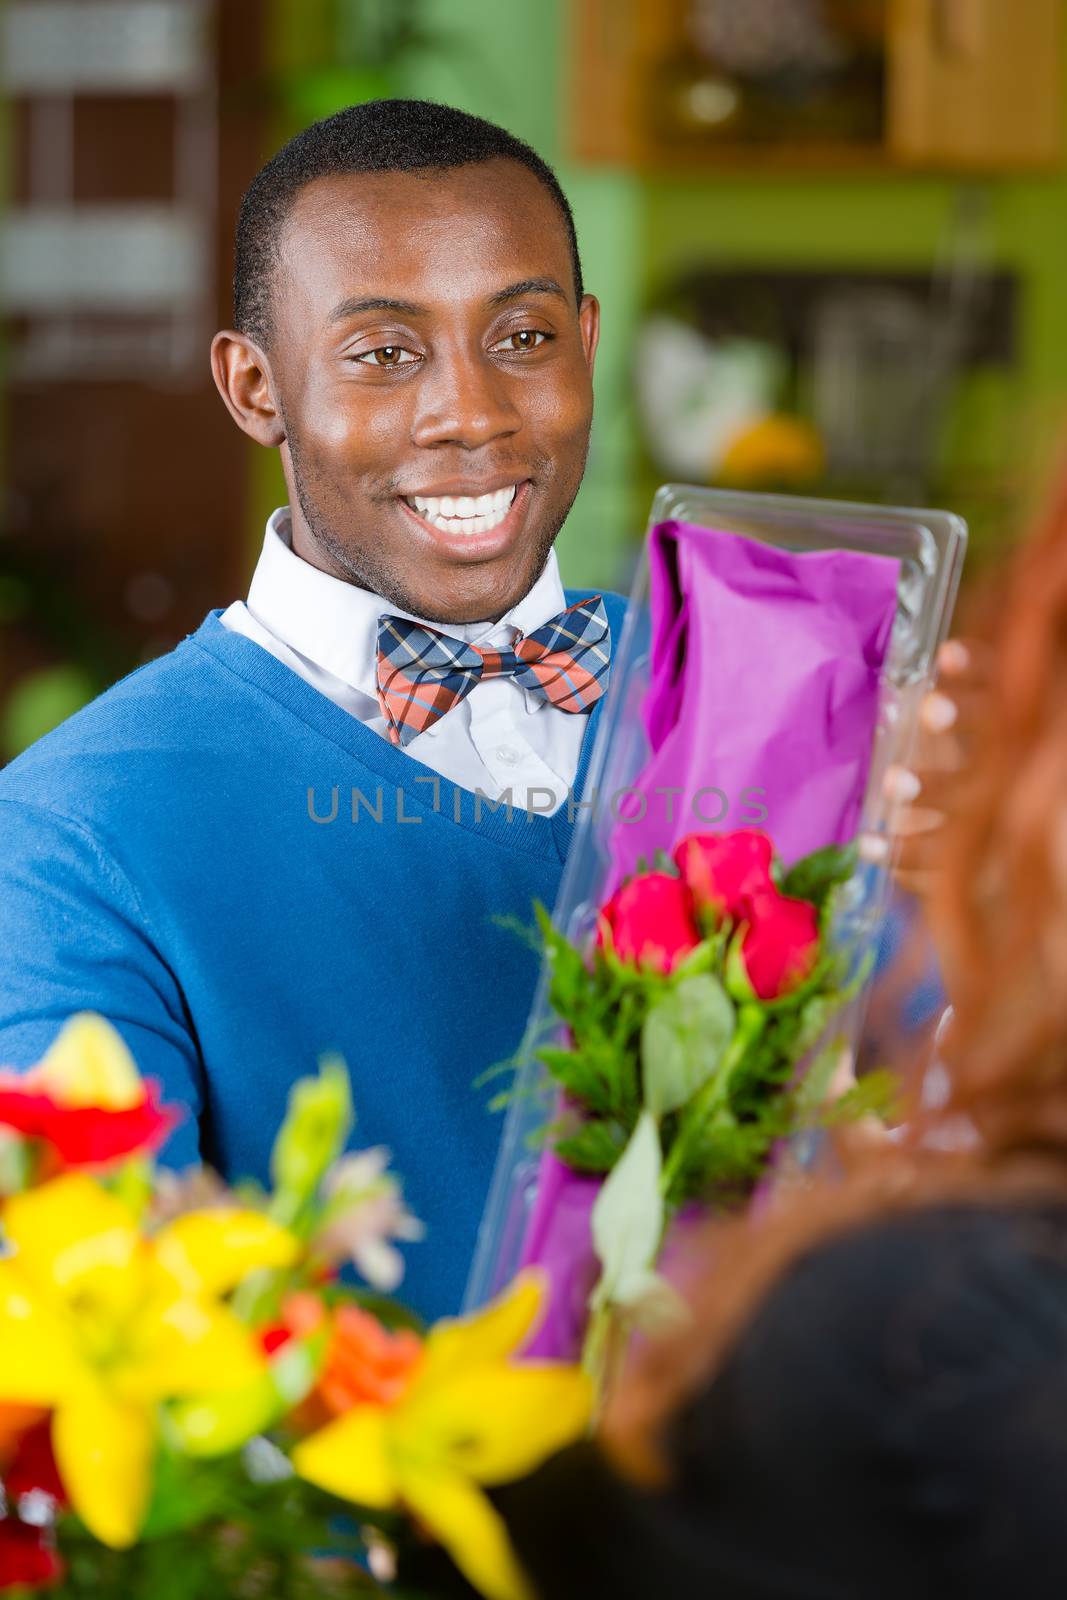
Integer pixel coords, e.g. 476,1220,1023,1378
519,1152,601,1359
520,521,900,1360
610,521,901,889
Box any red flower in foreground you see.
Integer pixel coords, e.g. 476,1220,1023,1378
0,1413,66,1593
673,829,774,924
0,1014,179,1170
2,1418,65,1506
598,872,701,974
0,1079,176,1168
0,1518,62,1592
739,889,820,1001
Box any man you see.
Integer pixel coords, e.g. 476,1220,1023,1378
0,101,617,1318
0,99,970,1318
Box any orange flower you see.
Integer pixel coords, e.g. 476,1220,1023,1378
264,1294,424,1430
318,1307,423,1414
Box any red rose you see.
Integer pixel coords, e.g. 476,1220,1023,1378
673,829,774,924
739,889,820,1000
598,872,701,974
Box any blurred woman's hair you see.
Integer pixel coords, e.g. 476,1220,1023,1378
936,456,1067,1158
602,453,1067,1485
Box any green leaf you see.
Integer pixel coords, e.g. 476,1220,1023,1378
642,974,736,1118
137,1446,238,1540
537,1044,620,1115
554,1118,630,1173
103,1155,155,1219
651,847,679,876
723,924,756,1003
679,1104,790,1203
0,1132,32,1197
590,1110,664,1306
726,1008,801,1118
487,911,542,954
820,1067,901,1126
669,934,725,980
269,1055,353,1218
780,842,858,910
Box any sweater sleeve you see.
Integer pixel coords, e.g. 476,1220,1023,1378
0,797,204,1167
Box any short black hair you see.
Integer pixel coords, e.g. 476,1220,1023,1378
233,98,584,349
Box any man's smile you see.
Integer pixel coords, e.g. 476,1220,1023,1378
397,479,533,561
405,481,519,534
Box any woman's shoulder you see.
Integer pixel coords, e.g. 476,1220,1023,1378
693,1194,1067,1468
762,1195,1067,1337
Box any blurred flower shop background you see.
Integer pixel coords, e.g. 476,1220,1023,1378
1,0,1065,762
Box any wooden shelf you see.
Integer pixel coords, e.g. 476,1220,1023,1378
569,0,1064,177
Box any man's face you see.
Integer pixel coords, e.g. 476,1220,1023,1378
264,159,599,625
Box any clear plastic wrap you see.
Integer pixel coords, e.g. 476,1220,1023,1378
465,485,966,1315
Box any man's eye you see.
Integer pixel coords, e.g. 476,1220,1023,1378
494,329,549,353
354,346,419,367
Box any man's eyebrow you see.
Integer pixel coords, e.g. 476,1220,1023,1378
327,294,429,324
325,278,570,325
487,277,569,307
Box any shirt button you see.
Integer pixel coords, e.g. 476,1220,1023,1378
495,745,519,766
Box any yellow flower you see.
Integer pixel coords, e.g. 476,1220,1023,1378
718,413,825,488
33,1013,145,1109
0,1172,297,1547
293,1273,593,1600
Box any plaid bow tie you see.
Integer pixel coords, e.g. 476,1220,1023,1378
375,594,611,749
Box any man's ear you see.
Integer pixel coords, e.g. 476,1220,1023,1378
578,293,601,379
211,331,286,447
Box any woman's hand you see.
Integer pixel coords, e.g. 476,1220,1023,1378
862,639,992,898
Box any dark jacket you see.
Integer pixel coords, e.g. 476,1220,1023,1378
497,1201,1067,1599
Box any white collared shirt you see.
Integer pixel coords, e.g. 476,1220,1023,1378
219,507,587,814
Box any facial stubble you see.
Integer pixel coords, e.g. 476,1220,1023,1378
281,413,590,626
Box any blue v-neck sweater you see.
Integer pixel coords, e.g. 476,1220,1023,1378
0,591,626,1319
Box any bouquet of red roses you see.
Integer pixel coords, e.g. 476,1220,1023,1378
520,827,892,1378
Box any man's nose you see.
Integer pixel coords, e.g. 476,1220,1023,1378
410,347,521,450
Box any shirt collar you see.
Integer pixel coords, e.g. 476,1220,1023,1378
244,507,570,697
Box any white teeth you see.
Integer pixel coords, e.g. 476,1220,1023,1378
407,483,520,537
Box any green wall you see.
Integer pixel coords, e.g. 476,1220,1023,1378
644,166,1067,554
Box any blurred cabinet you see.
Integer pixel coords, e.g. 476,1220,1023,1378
3,0,217,382
890,0,1062,166
570,0,1063,170
1,0,269,699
